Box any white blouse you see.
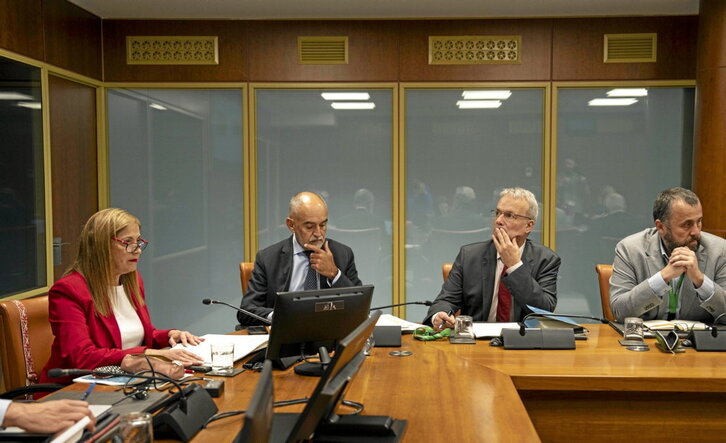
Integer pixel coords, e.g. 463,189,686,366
110,285,145,349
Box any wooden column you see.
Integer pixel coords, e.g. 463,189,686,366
694,0,726,236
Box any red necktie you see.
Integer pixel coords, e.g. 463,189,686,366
497,265,511,322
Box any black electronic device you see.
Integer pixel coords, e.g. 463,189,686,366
372,325,402,347
691,313,726,351
235,311,407,443
248,325,269,335
266,285,374,376
190,365,212,373
501,327,576,350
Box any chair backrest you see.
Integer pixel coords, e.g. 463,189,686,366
442,263,453,282
0,295,53,392
595,264,615,321
239,262,254,294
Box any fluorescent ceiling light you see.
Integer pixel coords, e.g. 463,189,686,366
607,88,648,97
149,103,167,110
330,102,376,110
321,92,370,101
588,98,638,106
16,101,41,109
456,100,502,109
0,92,34,100
461,90,512,100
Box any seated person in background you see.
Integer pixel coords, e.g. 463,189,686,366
610,187,726,322
239,191,362,326
0,399,95,433
40,208,203,384
426,187,561,329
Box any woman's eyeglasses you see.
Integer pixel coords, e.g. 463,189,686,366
113,237,149,253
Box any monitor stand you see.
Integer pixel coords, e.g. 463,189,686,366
263,413,407,443
293,346,331,377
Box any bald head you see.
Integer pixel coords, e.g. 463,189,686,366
287,192,329,249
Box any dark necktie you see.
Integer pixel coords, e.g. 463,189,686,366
496,265,511,322
303,251,318,290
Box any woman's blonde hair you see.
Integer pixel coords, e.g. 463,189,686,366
66,208,144,317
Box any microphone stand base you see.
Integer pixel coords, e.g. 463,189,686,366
153,384,218,442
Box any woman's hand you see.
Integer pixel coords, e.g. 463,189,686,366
167,329,204,346
145,348,204,366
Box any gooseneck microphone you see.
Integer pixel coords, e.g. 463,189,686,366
710,312,726,337
202,298,272,325
518,313,608,336
370,300,433,311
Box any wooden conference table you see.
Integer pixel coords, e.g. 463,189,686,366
68,325,726,442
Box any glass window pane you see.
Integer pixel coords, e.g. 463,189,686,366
405,88,545,321
556,87,694,316
255,89,393,309
0,56,46,297
108,89,244,333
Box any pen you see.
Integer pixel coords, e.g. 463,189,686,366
441,309,455,330
81,382,96,401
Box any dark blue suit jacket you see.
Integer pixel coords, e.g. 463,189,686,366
238,236,362,326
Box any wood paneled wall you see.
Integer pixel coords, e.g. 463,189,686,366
0,0,101,79
102,16,698,82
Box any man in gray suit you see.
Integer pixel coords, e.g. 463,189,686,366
610,187,726,322
426,188,561,328
238,191,361,326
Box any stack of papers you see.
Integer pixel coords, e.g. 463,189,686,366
172,333,268,363
472,322,521,338
375,314,424,332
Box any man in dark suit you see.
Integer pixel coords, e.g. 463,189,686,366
238,191,362,326
426,187,561,328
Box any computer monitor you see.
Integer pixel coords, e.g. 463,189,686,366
234,360,274,443
265,285,374,373
285,310,382,441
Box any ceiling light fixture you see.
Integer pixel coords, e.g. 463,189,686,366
322,92,370,101
149,103,167,110
0,92,34,100
606,88,648,97
588,98,638,106
461,90,512,100
16,102,41,109
456,100,502,109
330,102,376,110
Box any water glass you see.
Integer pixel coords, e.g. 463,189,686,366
118,412,153,443
363,334,375,356
211,342,235,374
454,315,475,340
624,317,644,342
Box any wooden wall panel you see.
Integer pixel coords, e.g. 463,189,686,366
398,19,552,82
43,0,102,79
246,20,399,81
0,0,44,60
49,75,98,280
552,16,698,81
102,20,248,82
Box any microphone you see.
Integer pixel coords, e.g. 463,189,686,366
519,312,608,336
710,312,726,337
50,367,217,441
370,300,433,311
202,298,271,325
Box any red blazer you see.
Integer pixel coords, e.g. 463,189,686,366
40,271,171,383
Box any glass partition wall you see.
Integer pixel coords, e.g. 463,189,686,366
107,89,244,333
403,86,547,321
554,86,695,317
253,87,395,310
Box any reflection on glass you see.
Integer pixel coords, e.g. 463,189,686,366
556,87,694,316
255,89,393,309
0,56,45,297
405,88,544,321
108,89,244,333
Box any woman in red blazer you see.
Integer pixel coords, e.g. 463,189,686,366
40,208,203,383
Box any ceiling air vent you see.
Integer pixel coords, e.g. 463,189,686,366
604,33,657,63
298,36,348,65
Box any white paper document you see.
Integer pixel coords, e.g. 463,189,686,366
472,322,521,338
172,333,268,363
375,314,424,332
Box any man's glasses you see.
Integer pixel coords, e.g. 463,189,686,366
490,209,532,221
113,237,149,253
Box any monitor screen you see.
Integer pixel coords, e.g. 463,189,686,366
286,310,381,442
234,360,274,443
265,285,374,370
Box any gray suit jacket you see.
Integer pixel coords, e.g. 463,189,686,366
609,228,726,322
425,239,561,323
238,236,362,326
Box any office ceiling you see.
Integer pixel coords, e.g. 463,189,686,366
68,0,699,20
